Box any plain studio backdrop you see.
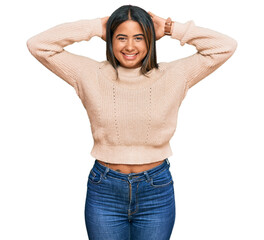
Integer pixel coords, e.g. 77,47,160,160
1,0,263,239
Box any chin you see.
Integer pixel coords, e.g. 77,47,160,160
124,65,140,68
119,61,141,68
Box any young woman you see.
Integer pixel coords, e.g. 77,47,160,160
27,4,237,240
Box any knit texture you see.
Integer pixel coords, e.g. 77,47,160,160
27,18,237,164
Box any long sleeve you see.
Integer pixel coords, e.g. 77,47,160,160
26,18,103,95
167,20,238,100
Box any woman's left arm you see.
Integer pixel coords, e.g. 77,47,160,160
168,19,238,91
149,12,238,98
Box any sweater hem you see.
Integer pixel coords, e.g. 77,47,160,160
90,143,173,164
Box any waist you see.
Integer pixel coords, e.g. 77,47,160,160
90,143,173,165
97,159,166,174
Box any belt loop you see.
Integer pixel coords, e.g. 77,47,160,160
166,158,170,166
144,171,151,182
102,167,109,179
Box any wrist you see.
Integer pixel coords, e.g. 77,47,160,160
164,17,174,36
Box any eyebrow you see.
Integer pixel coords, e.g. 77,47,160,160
115,34,144,38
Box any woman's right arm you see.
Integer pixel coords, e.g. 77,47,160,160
26,18,103,95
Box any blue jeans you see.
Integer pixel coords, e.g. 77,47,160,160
84,158,175,240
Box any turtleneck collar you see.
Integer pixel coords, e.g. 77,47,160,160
98,61,165,89
117,65,142,78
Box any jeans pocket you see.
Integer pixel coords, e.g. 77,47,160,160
88,167,103,185
149,167,174,188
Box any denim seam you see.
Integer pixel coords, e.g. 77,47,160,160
91,169,96,177
150,179,173,188
128,182,139,216
88,170,103,184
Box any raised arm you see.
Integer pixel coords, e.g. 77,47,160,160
26,18,103,95
169,20,237,94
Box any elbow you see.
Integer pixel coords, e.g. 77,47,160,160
199,37,238,70
230,38,238,53
220,39,238,65
26,37,34,49
26,37,36,55
26,37,45,58
227,38,238,55
218,38,238,61
226,39,238,62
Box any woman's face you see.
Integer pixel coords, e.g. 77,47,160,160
112,20,148,69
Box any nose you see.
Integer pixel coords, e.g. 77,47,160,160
125,39,135,52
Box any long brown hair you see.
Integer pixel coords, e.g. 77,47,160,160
106,5,159,80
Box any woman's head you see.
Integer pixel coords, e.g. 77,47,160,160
106,5,158,77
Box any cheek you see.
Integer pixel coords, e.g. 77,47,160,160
112,40,118,50
141,47,148,57
112,46,121,60
112,43,123,55
140,43,148,55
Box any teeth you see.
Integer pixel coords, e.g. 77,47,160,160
124,53,137,56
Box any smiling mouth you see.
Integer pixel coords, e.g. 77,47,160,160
122,53,139,60
122,53,138,56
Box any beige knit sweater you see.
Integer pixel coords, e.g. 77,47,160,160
26,18,237,164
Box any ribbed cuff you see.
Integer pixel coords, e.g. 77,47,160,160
89,18,103,38
171,20,194,46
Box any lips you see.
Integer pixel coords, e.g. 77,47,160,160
122,53,138,56
122,52,138,60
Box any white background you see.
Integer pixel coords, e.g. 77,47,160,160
1,0,263,239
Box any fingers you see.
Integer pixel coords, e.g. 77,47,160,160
148,11,154,18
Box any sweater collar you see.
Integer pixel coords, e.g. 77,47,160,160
99,61,165,89
117,65,142,78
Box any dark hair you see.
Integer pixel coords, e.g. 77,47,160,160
106,5,159,80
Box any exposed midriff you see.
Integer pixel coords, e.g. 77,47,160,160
97,159,165,174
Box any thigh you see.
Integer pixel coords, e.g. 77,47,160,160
84,166,130,240
131,167,176,240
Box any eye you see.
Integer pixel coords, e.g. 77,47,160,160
117,37,126,41
135,37,143,41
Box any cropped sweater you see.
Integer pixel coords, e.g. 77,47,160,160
26,18,237,164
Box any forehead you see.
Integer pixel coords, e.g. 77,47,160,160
114,20,143,35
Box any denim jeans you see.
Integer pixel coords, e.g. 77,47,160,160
84,158,175,240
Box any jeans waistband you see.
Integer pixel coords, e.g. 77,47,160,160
93,158,170,182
